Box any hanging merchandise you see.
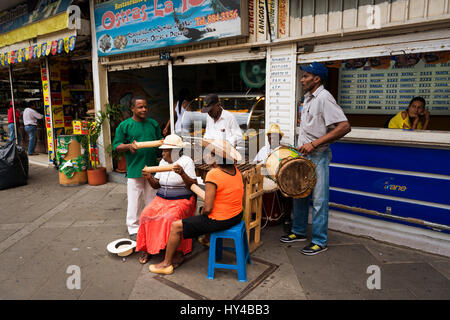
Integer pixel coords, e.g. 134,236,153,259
51,41,57,55
0,36,77,65
41,43,47,57
46,41,52,56
57,39,63,54
0,53,3,66
68,36,76,51
37,44,42,58
10,51,15,64
64,37,69,53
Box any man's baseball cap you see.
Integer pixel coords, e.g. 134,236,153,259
201,93,219,113
300,62,328,81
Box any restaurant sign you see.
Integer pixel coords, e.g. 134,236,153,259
94,0,246,57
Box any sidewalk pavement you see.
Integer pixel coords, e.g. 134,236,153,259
0,165,449,300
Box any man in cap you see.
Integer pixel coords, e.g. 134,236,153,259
279,62,351,255
202,93,243,148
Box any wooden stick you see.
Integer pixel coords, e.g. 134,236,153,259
142,165,174,173
190,184,205,200
132,139,164,149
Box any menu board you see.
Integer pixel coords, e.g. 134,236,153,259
267,46,296,144
338,56,450,115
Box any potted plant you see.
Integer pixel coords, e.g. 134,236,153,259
82,103,129,185
82,110,109,186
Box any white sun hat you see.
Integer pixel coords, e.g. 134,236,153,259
106,238,137,257
159,134,189,149
204,139,242,162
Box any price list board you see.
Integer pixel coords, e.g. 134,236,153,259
266,45,297,144
338,59,450,115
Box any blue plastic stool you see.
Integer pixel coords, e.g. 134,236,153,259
207,221,252,282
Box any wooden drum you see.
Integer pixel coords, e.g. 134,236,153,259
265,146,316,199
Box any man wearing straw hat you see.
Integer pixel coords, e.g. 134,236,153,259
149,139,244,275
113,96,163,240
254,123,293,232
280,62,351,256
253,123,284,164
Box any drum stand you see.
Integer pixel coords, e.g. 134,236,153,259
242,165,264,253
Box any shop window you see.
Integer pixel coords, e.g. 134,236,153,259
317,51,450,131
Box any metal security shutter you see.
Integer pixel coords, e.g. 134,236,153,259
297,28,450,64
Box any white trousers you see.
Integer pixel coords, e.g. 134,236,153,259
126,177,153,235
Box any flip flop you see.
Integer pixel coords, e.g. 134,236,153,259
149,264,173,275
139,252,150,264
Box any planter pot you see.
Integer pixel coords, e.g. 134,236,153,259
87,167,107,186
115,156,127,173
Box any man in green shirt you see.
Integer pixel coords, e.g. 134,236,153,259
113,96,163,239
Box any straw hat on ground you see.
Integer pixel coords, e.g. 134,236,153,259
267,123,284,137
159,134,188,149
106,238,136,257
204,139,242,162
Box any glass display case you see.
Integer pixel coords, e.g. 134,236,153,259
178,93,265,158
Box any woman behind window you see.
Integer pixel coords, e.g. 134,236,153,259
388,97,428,130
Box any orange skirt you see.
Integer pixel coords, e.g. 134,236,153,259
136,195,196,255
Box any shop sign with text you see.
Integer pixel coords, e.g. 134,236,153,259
94,0,246,57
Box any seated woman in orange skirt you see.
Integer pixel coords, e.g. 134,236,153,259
149,139,244,275
137,134,198,264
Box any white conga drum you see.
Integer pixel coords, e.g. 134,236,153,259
265,146,317,199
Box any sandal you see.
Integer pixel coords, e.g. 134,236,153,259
139,252,150,264
198,235,210,247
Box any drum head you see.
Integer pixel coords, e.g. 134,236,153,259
265,146,301,181
276,157,316,198
263,177,278,193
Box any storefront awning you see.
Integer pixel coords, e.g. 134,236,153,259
0,28,77,66
0,12,70,48
0,0,78,66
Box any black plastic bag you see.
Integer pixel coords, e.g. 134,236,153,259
0,140,29,190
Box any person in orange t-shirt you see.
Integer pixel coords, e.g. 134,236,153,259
149,139,244,275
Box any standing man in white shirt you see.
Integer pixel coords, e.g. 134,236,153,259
202,93,243,149
280,62,351,256
23,103,44,155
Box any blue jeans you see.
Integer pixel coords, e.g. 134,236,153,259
24,125,37,154
8,123,20,144
291,148,331,247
